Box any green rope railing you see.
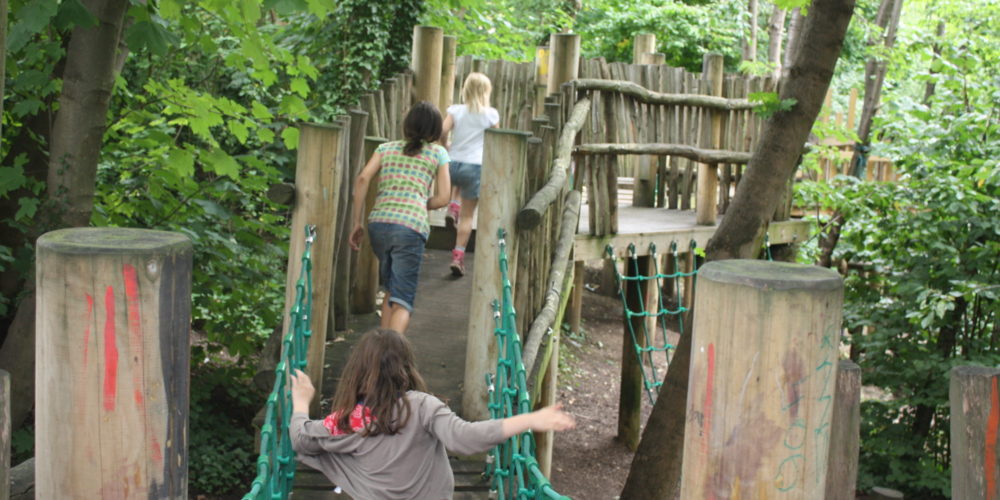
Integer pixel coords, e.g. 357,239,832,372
486,229,570,500
606,240,699,403
244,225,316,500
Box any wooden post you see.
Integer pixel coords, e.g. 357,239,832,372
825,360,861,500
632,33,657,64
950,366,1000,500
411,25,444,109
463,129,530,420
335,110,369,329
546,33,580,96
696,53,724,225
284,124,343,410
534,46,550,116
439,36,457,112
0,0,6,138
350,137,388,314
631,34,658,208
618,255,649,451
35,228,192,498
569,260,584,334
0,369,9,500
681,260,843,499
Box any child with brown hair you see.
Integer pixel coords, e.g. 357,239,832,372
349,101,451,333
289,328,575,499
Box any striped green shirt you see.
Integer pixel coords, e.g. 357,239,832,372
368,141,450,238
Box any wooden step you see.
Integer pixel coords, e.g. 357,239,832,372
290,457,492,499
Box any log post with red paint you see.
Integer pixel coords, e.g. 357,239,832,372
36,227,192,499
950,366,1000,500
681,260,843,499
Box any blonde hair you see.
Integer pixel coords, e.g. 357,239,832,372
461,72,492,114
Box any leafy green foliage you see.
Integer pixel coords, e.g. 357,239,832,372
422,0,574,61
748,91,797,118
796,1,1000,495
188,362,263,495
2,0,424,493
575,0,743,71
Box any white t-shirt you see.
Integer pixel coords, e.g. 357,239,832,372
446,104,500,164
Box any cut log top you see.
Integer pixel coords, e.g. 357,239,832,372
37,227,192,255
698,259,843,291
952,365,1000,378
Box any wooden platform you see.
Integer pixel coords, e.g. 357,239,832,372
294,248,491,499
575,204,811,261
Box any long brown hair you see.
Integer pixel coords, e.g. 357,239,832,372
328,328,428,436
402,101,442,156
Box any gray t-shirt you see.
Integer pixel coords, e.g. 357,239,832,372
290,391,504,499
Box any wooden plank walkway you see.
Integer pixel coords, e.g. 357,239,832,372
575,205,811,260
292,247,492,499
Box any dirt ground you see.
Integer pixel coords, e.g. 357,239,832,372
548,270,673,500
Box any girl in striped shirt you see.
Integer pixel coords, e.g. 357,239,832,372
349,101,451,333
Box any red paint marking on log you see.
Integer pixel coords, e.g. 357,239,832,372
152,437,163,463
986,376,999,500
83,293,94,366
122,265,145,408
123,263,159,461
703,342,716,499
102,286,118,411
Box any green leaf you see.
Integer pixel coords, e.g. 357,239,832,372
205,149,241,179
53,0,98,30
15,197,40,221
8,0,59,52
290,77,310,98
159,0,182,19
257,127,276,143
0,166,27,197
166,149,195,178
278,95,308,118
11,99,43,118
251,102,273,120
228,120,250,144
126,18,180,56
281,127,300,150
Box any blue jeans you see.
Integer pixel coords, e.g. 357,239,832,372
367,222,425,312
449,161,482,200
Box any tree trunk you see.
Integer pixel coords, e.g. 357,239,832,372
782,8,805,82
742,0,759,62
0,0,130,431
619,0,856,495
707,0,857,260
767,6,787,81
46,0,130,228
924,21,946,104
849,0,903,175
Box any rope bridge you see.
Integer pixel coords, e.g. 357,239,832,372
486,229,570,500
606,241,700,403
244,226,316,500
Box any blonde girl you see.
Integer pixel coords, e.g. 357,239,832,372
289,328,576,499
441,72,500,276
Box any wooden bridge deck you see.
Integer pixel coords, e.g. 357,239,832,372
292,248,492,499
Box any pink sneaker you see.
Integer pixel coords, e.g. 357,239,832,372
450,249,465,277
445,202,460,230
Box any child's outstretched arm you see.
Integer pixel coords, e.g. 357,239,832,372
500,403,576,438
349,152,383,251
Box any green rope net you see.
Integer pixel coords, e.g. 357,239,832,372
486,229,570,500
606,240,700,403
244,225,316,500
